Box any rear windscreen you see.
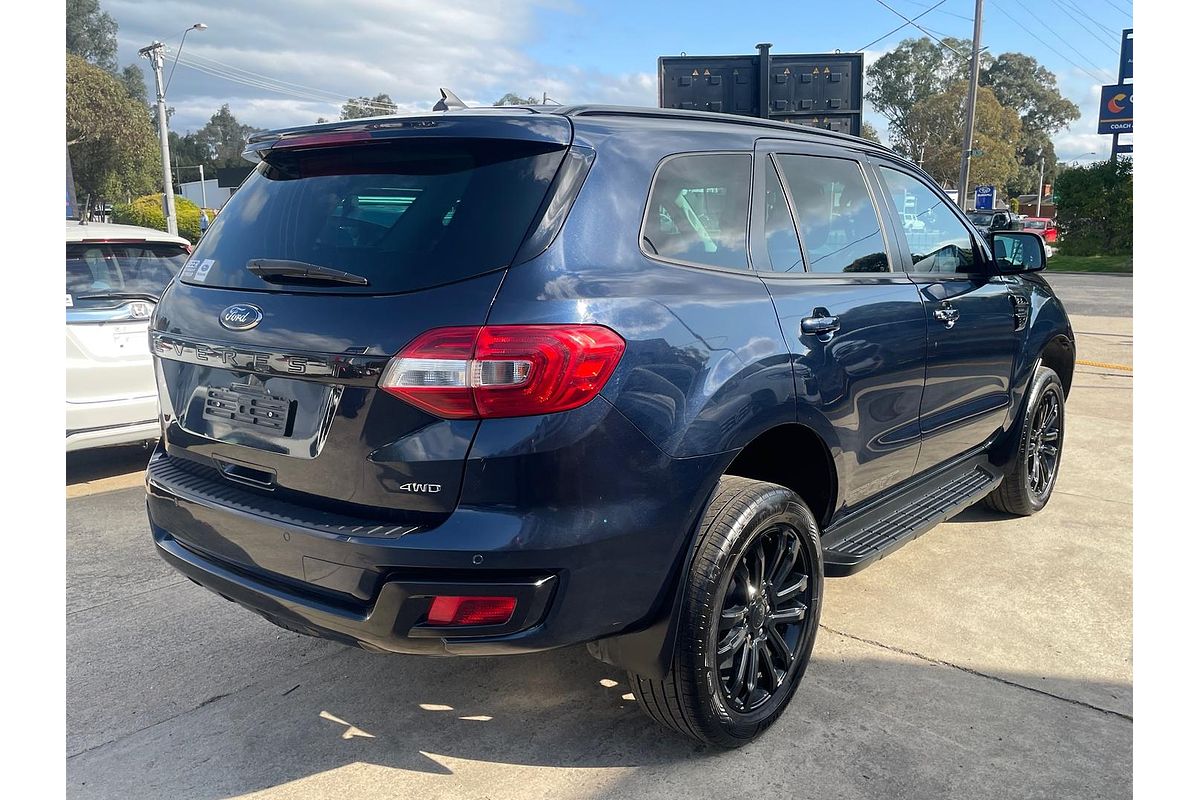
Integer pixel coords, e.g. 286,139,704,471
182,138,567,293
67,242,188,305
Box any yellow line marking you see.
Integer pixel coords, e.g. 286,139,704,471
1077,359,1133,372
66,471,145,499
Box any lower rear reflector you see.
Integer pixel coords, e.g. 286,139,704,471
427,595,517,627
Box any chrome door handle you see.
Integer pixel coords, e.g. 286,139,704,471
933,303,959,329
800,313,840,340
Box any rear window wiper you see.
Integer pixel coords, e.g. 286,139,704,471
246,259,369,286
76,291,161,302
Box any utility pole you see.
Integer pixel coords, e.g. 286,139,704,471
140,41,178,236
1035,154,1045,217
956,0,985,211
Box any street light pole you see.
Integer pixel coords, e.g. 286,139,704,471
139,24,206,238
141,42,177,235
956,0,985,210
1032,154,1041,217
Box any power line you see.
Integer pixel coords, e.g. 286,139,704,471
1099,0,1132,15
992,0,1111,83
172,51,400,113
1048,0,1121,52
858,0,951,51
890,0,975,22
1005,0,1113,72
869,0,971,58
1057,0,1121,38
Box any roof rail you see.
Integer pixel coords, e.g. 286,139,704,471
554,105,892,153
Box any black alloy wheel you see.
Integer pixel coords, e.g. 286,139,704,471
1027,389,1062,499
985,365,1066,516
627,476,823,748
716,523,812,714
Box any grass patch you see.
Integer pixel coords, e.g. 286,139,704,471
1045,253,1132,273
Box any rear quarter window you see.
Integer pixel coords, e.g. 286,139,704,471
641,153,751,270
180,138,567,294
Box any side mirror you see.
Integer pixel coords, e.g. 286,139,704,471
990,230,1046,274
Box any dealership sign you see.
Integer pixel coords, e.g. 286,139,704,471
1097,84,1133,134
974,185,995,211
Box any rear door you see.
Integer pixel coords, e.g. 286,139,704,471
151,117,575,522
750,140,927,512
870,159,1020,474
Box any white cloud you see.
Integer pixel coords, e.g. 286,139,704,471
110,0,653,134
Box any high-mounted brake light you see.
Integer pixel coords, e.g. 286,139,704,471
272,131,373,150
379,325,626,419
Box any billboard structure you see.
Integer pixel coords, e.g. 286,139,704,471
659,43,864,137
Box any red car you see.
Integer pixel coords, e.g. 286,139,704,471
1022,217,1058,243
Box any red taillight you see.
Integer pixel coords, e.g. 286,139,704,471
379,325,625,419
427,595,517,627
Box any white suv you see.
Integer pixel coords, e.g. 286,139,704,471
66,221,190,451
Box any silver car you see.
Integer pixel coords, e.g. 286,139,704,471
66,221,190,451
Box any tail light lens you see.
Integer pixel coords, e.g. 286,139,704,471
379,324,625,419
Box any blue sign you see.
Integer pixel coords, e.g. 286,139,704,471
1098,84,1133,134
974,185,995,211
1119,29,1132,83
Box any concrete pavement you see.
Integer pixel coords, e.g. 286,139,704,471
66,315,1132,799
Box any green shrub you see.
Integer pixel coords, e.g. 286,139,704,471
112,193,202,243
1054,159,1132,256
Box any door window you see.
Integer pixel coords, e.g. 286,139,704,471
878,166,978,274
762,161,804,272
642,154,752,269
774,154,889,273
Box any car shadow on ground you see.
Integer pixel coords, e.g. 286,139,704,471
66,443,154,485
68,633,1132,800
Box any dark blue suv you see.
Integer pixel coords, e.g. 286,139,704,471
146,106,1073,747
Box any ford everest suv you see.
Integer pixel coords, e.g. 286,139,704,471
146,106,1073,748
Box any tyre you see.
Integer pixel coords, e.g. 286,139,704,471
629,476,823,748
985,365,1065,516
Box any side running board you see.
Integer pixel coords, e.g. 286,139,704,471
822,455,1001,576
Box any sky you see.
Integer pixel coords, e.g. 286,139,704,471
108,0,1132,163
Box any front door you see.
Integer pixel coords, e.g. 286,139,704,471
872,162,1020,474
751,142,928,513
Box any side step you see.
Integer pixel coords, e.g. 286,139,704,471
822,454,1001,577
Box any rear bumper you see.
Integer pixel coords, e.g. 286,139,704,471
153,528,559,654
66,395,159,451
146,405,725,655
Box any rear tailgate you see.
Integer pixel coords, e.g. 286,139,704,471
152,114,574,524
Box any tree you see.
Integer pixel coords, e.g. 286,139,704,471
980,52,1079,196
66,0,118,72
195,105,258,168
906,82,1022,191
860,121,882,144
865,36,971,159
494,93,541,106
67,54,159,200
1053,159,1132,256
120,63,148,106
340,93,398,120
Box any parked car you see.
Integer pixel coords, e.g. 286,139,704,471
901,212,926,231
967,208,1022,236
145,106,1074,747
1021,216,1058,243
67,221,190,452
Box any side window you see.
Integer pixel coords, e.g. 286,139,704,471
642,153,751,269
763,161,804,272
774,154,889,273
878,166,978,274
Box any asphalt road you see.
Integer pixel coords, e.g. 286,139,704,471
66,314,1132,799
1042,271,1132,318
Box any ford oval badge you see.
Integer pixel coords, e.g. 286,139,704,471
219,304,263,331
